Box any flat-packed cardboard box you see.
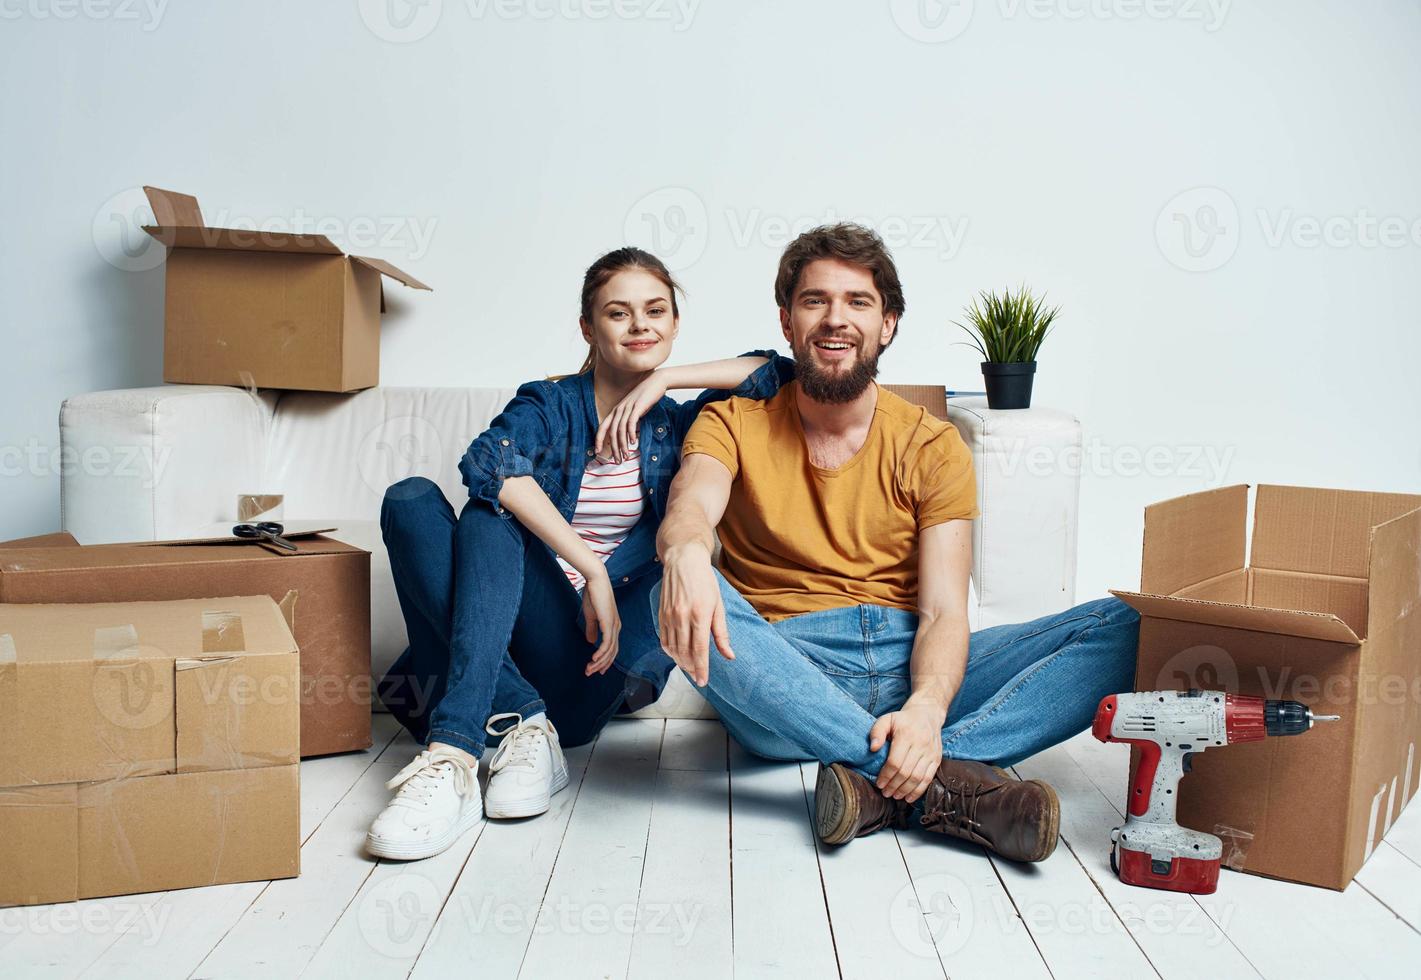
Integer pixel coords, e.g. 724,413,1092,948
0,594,300,906
1113,484,1421,889
0,532,371,758
142,185,431,392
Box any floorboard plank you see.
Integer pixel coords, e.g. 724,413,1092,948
191,752,412,976
660,719,727,772
727,743,839,979
892,825,1053,979
516,719,665,979
1062,731,1421,979
797,762,944,980
407,743,596,979
1018,742,1261,980
0,715,403,980
625,766,733,979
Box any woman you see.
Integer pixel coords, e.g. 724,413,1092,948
367,247,793,860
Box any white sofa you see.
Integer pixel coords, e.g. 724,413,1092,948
58,384,1082,719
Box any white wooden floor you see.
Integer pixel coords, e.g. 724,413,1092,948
5,714,1420,979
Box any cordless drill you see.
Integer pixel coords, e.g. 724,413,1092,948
1092,689,1339,894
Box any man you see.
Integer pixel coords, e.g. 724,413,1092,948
651,223,1139,861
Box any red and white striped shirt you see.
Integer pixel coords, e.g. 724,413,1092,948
555,447,645,592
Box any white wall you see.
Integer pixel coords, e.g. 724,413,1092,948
2,0,1418,599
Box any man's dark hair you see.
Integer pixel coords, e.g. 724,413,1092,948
774,222,906,335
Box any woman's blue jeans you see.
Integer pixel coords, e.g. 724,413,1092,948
376,476,652,758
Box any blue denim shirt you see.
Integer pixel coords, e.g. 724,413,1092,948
459,349,796,596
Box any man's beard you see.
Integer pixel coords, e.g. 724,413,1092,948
792,336,881,404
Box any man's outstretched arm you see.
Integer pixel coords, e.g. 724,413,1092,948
872,518,973,802
655,452,735,686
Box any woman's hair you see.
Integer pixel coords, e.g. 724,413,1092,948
566,247,683,376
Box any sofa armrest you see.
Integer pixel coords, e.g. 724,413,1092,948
59,385,277,543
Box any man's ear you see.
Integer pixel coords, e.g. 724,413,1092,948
779,307,793,345
880,313,899,349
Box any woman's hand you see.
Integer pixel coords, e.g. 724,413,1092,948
596,372,670,463
580,569,621,676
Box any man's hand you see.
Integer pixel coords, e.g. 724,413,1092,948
870,697,949,803
657,542,734,686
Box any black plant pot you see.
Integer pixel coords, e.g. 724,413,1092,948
981,361,1036,409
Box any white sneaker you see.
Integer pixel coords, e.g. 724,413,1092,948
366,746,483,860
483,713,569,819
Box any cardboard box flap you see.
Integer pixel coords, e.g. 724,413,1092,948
1252,484,1421,577
884,385,948,421
143,224,344,256
350,255,432,291
142,186,203,227
0,595,297,666
1111,590,1363,645
1367,507,1421,637
1141,485,1248,597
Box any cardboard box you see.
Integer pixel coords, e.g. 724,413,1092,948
0,594,300,906
142,185,431,392
0,532,371,758
1113,484,1421,889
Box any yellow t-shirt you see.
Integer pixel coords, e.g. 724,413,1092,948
681,382,978,621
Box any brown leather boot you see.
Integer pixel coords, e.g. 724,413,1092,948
814,763,913,845
917,759,1060,863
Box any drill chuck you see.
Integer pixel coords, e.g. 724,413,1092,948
1264,699,1339,736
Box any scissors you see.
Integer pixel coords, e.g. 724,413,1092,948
232,521,297,552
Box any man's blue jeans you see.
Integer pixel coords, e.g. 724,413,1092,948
377,476,651,758
649,569,1139,776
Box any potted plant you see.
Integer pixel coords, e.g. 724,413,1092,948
955,285,1059,410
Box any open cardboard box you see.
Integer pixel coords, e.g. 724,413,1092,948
1113,484,1421,889
142,185,431,392
0,595,301,906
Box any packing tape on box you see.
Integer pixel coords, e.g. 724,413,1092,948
93,624,141,660
1214,824,1256,872
0,633,14,665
